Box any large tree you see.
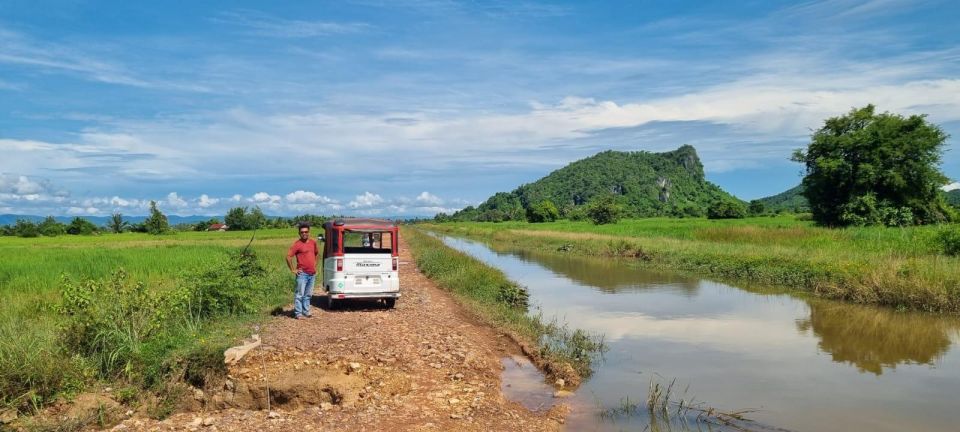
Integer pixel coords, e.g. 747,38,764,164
144,201,170,234
792,105,953,226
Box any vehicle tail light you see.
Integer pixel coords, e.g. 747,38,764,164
392,257,398,271
336,258,343,272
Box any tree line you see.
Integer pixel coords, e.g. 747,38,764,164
0,201,335,237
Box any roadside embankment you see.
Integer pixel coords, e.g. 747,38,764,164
422,220,960,313
404,228,604,385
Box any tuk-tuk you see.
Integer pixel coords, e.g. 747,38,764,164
320,218,400,309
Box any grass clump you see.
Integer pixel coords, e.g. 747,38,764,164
405,228,604,382
597,376,761,431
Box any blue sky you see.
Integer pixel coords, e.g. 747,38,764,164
1,0,958,217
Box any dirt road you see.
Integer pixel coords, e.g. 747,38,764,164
123,237,567,431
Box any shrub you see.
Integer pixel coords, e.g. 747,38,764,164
58,249,269,383
566,206,589,221
67,217,99,235
38,216,66,237
13,219,39,238
586,195,623,225
707,200,747,219
527,200,560,223
940,228,960,256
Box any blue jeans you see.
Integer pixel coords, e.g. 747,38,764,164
294,272,316,317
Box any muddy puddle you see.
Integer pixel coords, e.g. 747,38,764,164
501,355,559,412
436,233,960,432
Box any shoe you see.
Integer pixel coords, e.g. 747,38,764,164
303,313,313,318
294,315,303,320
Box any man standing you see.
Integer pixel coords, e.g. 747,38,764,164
286,223,319,319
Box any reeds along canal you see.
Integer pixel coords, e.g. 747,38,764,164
430,233,960,432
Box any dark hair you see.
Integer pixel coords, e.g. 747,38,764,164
297,221,311,229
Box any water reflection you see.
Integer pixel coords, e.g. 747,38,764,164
432,232,960,431
493,245,701,296
796,299,960,375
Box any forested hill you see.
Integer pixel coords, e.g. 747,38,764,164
758,185,810,213
447,145,742,221
948,189,960,206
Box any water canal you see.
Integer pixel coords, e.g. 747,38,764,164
432,233,960,432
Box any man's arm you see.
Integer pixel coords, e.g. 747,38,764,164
286,254,299,274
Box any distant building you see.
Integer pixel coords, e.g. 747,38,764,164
207,223,228,232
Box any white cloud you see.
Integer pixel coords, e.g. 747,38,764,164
166,192,188,208
416,191,443,205
251,192,281,203
943,182,960,192
198,194,219,208
0,174,63,196
348,192,384,208
285,190,336,204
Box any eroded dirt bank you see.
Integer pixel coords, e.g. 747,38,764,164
115,236,567,431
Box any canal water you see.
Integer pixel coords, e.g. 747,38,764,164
433,234,960,432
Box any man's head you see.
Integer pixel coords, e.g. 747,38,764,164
297,223,310,240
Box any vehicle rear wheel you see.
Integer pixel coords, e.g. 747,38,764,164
327,295,338,310
384,298,396,309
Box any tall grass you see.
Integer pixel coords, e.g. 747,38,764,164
405,228,604,384
0,229,295,417
423,217,960,313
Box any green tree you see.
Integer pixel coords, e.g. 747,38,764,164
225,207,249,230
246,206,267,230
707,200,747,219
748,200,764,216
66,217,98,235
527,200,560,223
108,212,129,234
38,216,66,237
143,200,170,234
13,219,39,237
586,194,623,225
792,105,952,226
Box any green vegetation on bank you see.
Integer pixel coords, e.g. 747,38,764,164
423,216,960,313
404,228,604,383
0,229,296,421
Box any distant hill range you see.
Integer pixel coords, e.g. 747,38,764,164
0,214,212,227
756,185,960,213
449,145,742,221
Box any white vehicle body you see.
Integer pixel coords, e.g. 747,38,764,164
321,218,400,308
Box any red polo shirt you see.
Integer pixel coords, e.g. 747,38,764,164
288,239,319,275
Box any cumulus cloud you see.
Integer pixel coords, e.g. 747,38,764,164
285,190,336,204
349,192,384,208
943,182,960,192
416,191,443,205
166,192,188,207
0,173,65,197
251,192,282,204
198,194,219,208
